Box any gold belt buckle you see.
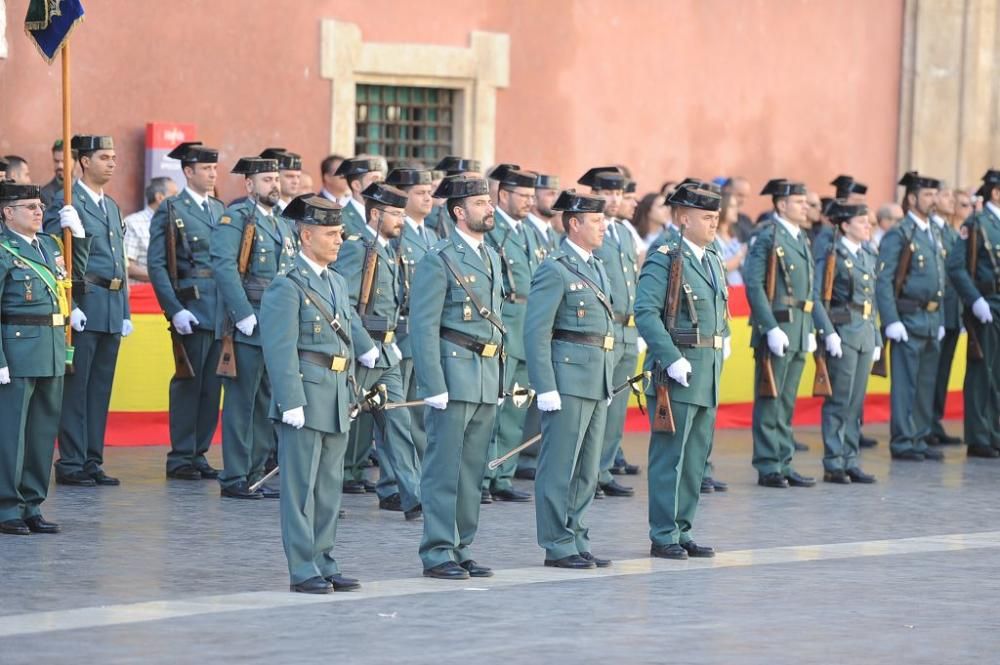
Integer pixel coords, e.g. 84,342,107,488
108,277,123,291
626,314,636,327
712,335,723,349
862,301,872,319
603,336,615,351
926,301,939,312
383,330,395,343
330,355,347,372
803,300,814,313
52,313,65,326
481,343,498,358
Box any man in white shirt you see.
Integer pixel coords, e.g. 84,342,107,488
124,176,177,282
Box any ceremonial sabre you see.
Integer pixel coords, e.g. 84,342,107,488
351,383,535,420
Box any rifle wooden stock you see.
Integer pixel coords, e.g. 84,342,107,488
170,328,196,379
215,215,257,378
652,383,675,433
758,240,780,398
165,200,196,379
358,241,378,315
965,225,985,360
871,333,888,377
812,352,832,396
813,235,836,396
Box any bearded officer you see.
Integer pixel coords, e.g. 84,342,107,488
426,156,481,240
335,157,384,236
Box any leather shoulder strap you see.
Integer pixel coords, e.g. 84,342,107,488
438,250,507,334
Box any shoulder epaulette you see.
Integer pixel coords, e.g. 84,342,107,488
346,234,361,242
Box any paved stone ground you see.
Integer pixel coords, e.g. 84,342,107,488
2,422,999,664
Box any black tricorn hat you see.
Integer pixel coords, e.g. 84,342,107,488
679,177,722,195
552,189,606,214
232,157,279,175
578,166,625,190
0,158,8,171
433,175,489,199
168,141,219,164
535,174,560,189
71,135,114,153
976,168,1000,198
760,178,806,197
259,148,302,171
820,196,835,215
666,183,722,212
500,169,538,189
898,171,941,192
830,174,867,197
335,157,380,177
0,181,42,201
282,194,342,225
826,199,869,221
386,168,432,187
487,163,521,181
435,155,482,176
361,182,407,208
624,179,637,194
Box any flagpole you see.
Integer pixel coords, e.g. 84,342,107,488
61,41,74,360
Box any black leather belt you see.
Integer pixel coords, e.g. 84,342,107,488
84,273,124,291
298,350,347,372
440,327,500,357
896,297,940,313
181,269,213,279
613,313,636,327
829,301,873,324
775,297,814,311
552,329,614,351
2,313,65,326
506,294,527,304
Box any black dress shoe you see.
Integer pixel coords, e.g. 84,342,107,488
823,470,851,484
600,480,634,497
0,519,30,535
221,481,263,499
544,554,595,569
757,472,789,488
258,485,280,498
514,467,536,480
785,470,816,487
680,541,715,558
24,515,60,533
290,576,334,594
379,493,403,512
710,478,728,492
938,433,962,445
623,463,641,475
609,465,626,476
580,552,612,568
88,469,121,486
921,447,944,461
480,489,493,504
794,440,809,452
343,480,367,494
700,477,715,494
859,434,878,448
166,466,202,480
324,574,361,591
56,471,97,487
594,485,605,499
423,561,470,579
892,449,925,461
846,467,877,484
194,463,220,479
968,445,1000,459
363,479,377,492
650,543,688,560
404,504,422,521
459,560,494,577
492,488,532,502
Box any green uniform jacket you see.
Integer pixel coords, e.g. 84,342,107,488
485,209,540,361
936,221,962,330
259,256,363,434
332,227,400,369
813,238,882,353
526,214,560,258
43,182,129,332
409,234,505,402
524,248,614,400
211,201,297,346
635,242,728,407
594,219,639,344
340,199,367,237
946,206,1000,307
148,190,226,330
393,219,434,358
875,213,945,336
0,228,91,377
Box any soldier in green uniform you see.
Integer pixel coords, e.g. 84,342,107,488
334,158,383,236
426,156,481,240
410,175,504,579
47,135,130,487
333,182,422,519
483,168,541,502
259,194,363,594
929,185,963,446
212,156,298,498
526,189,615,569
148,142,226,480
744,179,828,487
0,182,90,534
635,183,726,559
947,169,1000,458
876,171,947,461
812,201,881,483
486,163,520,203
258,148,302,215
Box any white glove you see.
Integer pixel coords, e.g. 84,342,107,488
171,309,199,335
282,406,305,429
0,367,10,385
59,205,85,238
667,357,692,387
972,297,994,324
537,390,562,412
722,336,731,360
358,346,379,369
424,392,449,410
235,314,257,337
70,307,87,332
636,336,648,354
497,396,505,406
884,321,909,343
806,333,818,353
872,347,882,363
390,342,401,359
825,332,843,358
121,319,133,337
766,327,789,357
937,326,945,342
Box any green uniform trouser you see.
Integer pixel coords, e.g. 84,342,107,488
353,364,421,510
277,422,347,584
485,356,529,492
0,376,62,522
535,395,607,560
931,327,960,438
420,401,497,569
219,342,274,488
400,357,427,460
166,330,222,473
598,340,639,485
889,334,939,455
647,395,715,546
515,406,542,473
963,308,1000,449
751,349,805,476
56,330,121,475
821,345,873,472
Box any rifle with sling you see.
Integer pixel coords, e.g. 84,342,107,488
963,223,985,361
216,199,257,378
812,230,837,396
872,222,917,376
357,203,388,318
165,198,195,379
652,226,686,433
757,230,780,397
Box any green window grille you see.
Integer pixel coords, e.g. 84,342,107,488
355,84,455,163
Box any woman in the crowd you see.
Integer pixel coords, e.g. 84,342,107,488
716,194,747,285
629,192,670,256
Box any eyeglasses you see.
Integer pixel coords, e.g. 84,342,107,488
379,209,404,218
6,203,46,212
